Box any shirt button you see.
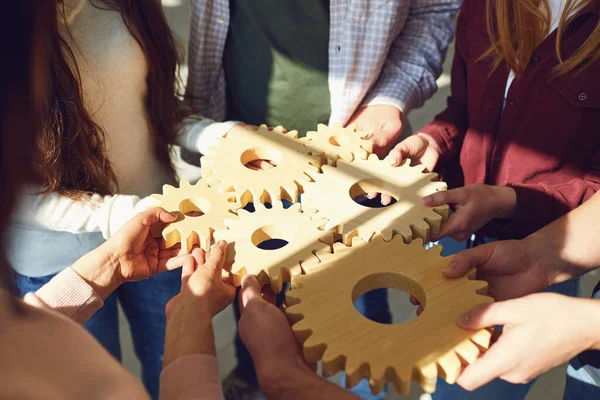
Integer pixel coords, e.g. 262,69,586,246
494,157,501,163
217,16,225,23
532,56,540,63
509,100,516,107
336,45,341,53
579,93,587,101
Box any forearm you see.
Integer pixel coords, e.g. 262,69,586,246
164,309,216,368
70,243,121,300
583,298,600,351
258,359,358,400
176,116,239,155
523,191,600,284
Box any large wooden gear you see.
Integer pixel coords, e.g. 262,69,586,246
286,236,493,396
302,154,449,245
200,125,325,205
213,201,333,293
300,123,372,166
149,180,240,252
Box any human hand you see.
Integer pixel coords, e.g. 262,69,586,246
423,184,517,242
238,276,309,386
163,241,236,367
347,104,403,158
73,208,181,299
442,239,550,301
387,133,440,171
228,124,283,170
455,293,600,391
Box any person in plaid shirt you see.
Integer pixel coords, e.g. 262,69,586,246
178,1,461,399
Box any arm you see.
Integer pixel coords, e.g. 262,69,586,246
11,186,155,239
361,0,461,116
176,115,241,156
238,276,358,400
24,208,180,324
160,243,236,400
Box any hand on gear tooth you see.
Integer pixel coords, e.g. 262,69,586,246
149,180,241,252
300,123,372,166
287,235,493,396
302,154,448,245
200,124,325,206
213,201,334,293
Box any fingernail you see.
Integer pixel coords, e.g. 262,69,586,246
458,312,470,325
218,240,226,246
422,195,434,206
389,156,399,166
443,261,457,274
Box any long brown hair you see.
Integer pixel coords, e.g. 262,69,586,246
1,1,55,293
42,0,187,197
485,0,600,76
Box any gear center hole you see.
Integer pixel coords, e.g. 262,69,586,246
241,146,282,170
179,197,211,217
349,179,399,208
251,224,294,250
352,272,426,325
329,135,349,147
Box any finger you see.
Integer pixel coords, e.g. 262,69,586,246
190,247,207,267
443,243,497,279
381,194,393,206
158,253,192,273
180,255,196,282
416,305,424,316
409,295,420,305
429,212,467,242
261,285,277,305
367,192,378,200
134,207,177,228
458,302,516,330
422,188,468,208
204,240,227,274
157,247,184,261
240,275,262,311
456,340,516,391
387,136,421,166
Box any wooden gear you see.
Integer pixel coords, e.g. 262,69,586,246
286,236,493,396
302,154,449,245
300,123,372,166
149,180,240,252
200,125,325,205
213,201,333,293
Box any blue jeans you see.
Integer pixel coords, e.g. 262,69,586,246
431,236,581,400
232,200,391,399
16,269,182,400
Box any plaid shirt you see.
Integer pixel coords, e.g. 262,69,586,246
182,0,461,150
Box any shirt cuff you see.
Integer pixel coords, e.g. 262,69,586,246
29,267,104,324
160,354,224,400
179,118,241,155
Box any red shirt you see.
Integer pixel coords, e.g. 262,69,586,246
421,0,600,239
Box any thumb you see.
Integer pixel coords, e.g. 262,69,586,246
388,136,423,166
443,243,496,279
458,301,515,330
240,275,262,311
134,207,177,228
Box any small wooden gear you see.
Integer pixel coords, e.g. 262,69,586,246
200,125,325,205
286,236,493,396
302,154,449,245
149,180,241,252
213,201,333,293
300,123,372,166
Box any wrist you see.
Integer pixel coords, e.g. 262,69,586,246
493,186,517,219
256,355,313,397
164,303,215,367
578,299,600,351
71,243,121,300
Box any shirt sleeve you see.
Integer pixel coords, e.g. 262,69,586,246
361,0,462,115
24,267,104,324
159,355,224,400
417,2,470,162
10,186,156,239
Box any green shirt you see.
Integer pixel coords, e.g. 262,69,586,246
224,0,331,137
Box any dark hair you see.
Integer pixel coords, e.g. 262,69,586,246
40,0,188,198
0,1,55,293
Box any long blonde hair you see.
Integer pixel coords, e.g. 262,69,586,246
485,0,600,76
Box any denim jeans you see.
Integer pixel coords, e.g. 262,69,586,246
231,199,391,399
16,268,182,400
431,236,582,400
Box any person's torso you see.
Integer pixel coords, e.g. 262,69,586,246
63,0,171,196
223,0,331,136
449,0,600,206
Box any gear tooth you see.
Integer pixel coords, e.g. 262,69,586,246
332,242,349,253
162,184,176,195
437,350,462,384
367,153,380,162
180,180,191,188
345,359,370,390
454,338,481,365
306,131,318,140
410,220,431,242
235,208,252,218
415,362,438,394
150,193,163,202
470,329,492,350
163,228,182,249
